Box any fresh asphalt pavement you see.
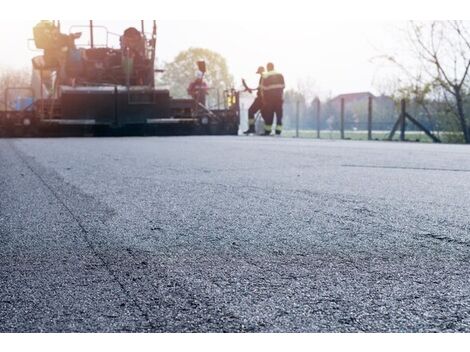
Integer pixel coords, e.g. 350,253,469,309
1,136,470,332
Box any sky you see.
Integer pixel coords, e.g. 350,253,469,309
0,20,405,98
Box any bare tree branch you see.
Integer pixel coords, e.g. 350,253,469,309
390,21,470,142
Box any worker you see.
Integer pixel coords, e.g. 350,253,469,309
33,21,82,70
121,27,146,85
243,66,265,135
187,71,209,106
261,63,285,135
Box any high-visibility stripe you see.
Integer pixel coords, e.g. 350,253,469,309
275,125,283,132
261,71,285,92
262,71,282,78
262,84,285,91
264,124,272,131
248,118,255,126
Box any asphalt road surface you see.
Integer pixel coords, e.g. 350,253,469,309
1,136,470,332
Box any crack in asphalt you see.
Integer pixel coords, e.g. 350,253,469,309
413,231,470,248
342,164,470,173
7,140,157,331
8,142,261,331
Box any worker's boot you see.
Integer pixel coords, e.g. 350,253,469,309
264,125,272,136
243,126,255,135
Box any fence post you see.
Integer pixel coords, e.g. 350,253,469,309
217,89,220,110
296,99,300,138
241,102,245,132
367,96,373,140
400,99,406,141
89,20,94,49
340,98,345,139
315,97,321,139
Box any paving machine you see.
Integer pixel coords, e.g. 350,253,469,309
0,20,240,136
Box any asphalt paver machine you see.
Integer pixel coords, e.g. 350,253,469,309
0,20,240,136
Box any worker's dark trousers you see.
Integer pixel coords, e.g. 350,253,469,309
263,98,283,134
248,96,263,126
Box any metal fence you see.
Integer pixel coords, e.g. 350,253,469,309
280,96,443,143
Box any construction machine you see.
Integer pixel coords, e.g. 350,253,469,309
0,20,240,136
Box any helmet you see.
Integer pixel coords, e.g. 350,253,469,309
256,66,265,74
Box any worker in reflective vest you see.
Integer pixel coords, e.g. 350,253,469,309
243,66,265,135
261,63,285,135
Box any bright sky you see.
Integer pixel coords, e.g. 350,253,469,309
0,20,404,98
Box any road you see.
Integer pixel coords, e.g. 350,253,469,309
1,136,470,332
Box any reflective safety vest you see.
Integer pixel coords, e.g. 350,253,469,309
256,76,263,97
261,71,285,95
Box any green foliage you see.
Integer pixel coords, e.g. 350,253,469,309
391,81,470,140
158,47,234,102
394,82,434,104
441,132,465,143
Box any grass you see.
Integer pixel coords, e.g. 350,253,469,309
281,130,439,143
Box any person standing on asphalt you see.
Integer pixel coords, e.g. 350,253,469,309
187,71,209,107
243,66,265,135
261,63,285,136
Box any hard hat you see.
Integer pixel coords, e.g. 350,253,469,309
256,66,265,74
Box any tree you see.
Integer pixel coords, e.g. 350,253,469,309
0,68,31,110
283,89,313,130
388,21,470,143
296,76,319,103
158,47,234,105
